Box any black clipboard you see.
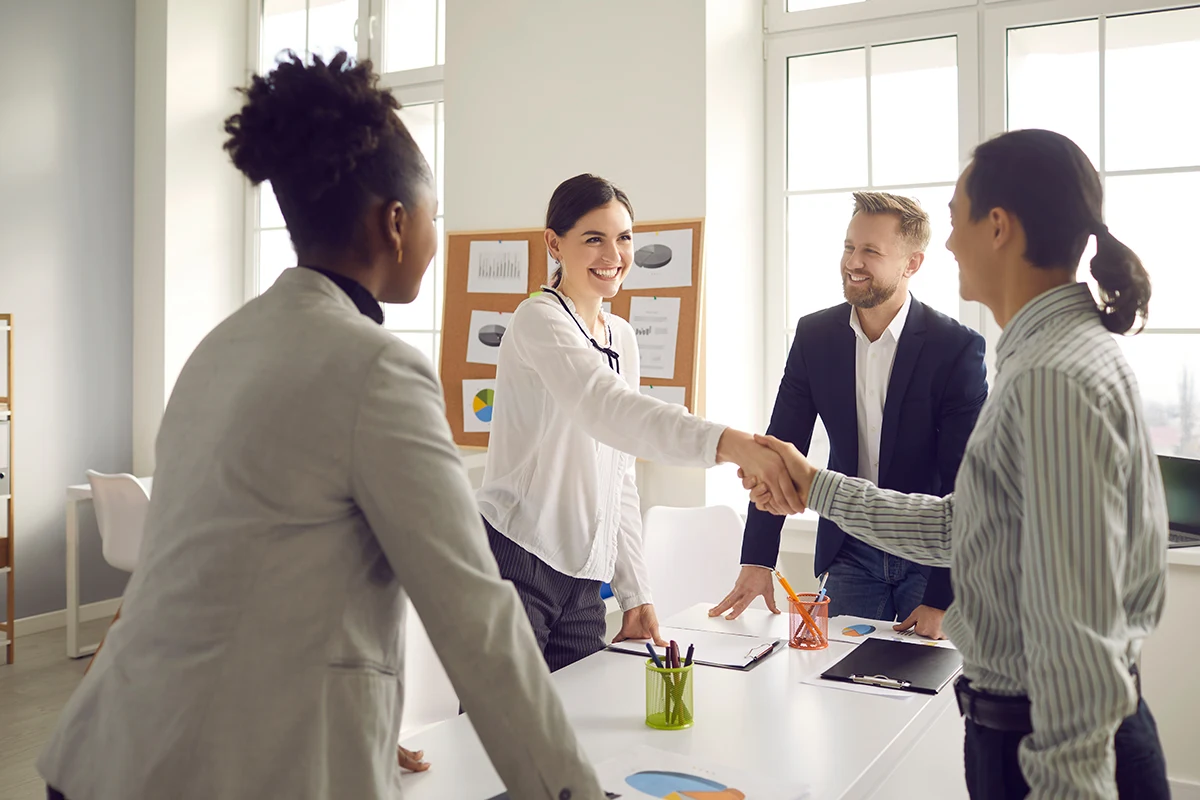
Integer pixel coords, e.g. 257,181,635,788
821,638,963,695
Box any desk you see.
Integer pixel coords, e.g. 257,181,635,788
64,477,152,658
398,614,957,799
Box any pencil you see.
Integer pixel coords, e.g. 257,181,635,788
775,570,826,646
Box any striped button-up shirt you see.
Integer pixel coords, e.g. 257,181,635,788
808,282,1168,799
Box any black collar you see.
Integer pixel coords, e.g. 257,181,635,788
301,266,384,325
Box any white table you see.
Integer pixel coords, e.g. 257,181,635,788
64,477,152,658
398,608,958,799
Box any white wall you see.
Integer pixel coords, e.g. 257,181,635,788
703,0,766,512
132,0,248,475
0,0,137,618
444,0,712,509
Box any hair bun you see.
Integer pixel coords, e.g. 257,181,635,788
224,50,400,201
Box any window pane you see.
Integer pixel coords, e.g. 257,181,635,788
1007,20,1100,169
436,101,445,209
787,192,855,323
434,216,445,328
788,49,867,191
261,0,307,74
870,38,959,187
788,0,864,10
1106,8,1200,171
892,184,959,321
393,331,437,367
1116,333,1200,458
385,0,439,72
258,229,296,295
398,103,436,180
307,0,358,63
1105,171,1200,330
259,181,286,230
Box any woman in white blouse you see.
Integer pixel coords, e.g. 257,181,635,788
477,174,800,671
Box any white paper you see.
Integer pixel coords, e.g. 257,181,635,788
828,615,958,650
461,379,496,433
465,310,513,366
639,384,686,406
628,296,680,380
622,228,694,290
468,240,529,294
664,602,792,641
607,625,782,669
602,301,612,315
595,745,806,800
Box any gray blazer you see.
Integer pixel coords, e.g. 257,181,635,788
38,267,603,799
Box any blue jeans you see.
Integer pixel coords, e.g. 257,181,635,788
825,534,929,621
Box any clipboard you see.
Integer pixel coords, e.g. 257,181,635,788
606,625,783,670
820,638,963,695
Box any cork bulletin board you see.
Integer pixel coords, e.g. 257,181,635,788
439,219,705,448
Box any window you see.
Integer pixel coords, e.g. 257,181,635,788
1002,5,1200,457
768,15,978,479
249,1,447,370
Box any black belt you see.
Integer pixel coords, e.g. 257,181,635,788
955,664,1141,734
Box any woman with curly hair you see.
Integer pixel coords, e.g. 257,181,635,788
37,51,606,800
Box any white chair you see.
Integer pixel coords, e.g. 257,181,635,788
642,504,765,621
400,597,460,738
85,470,151,573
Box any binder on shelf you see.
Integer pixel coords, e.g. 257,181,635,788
820,638,963,695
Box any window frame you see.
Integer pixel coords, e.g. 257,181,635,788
764,9,985,425
767,0,977,34
244,0,446,322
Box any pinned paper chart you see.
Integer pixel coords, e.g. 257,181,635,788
629,296,680,379
466,310,513,365
623,228,694,290
462,379,496,433
467,240,529,294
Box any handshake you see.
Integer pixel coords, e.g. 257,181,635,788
716,430,818,517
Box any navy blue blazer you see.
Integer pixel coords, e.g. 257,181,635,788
741,297,988,610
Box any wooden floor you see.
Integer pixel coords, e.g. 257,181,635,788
0,619,109,800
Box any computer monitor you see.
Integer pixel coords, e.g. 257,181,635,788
1159,454,1200,536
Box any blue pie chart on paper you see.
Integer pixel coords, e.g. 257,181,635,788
625,770,727,795
842,623,877,637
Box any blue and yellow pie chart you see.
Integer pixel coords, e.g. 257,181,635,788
624,770,745,799
473,388,495,423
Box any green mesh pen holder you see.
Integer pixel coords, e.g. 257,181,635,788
645,659,694,730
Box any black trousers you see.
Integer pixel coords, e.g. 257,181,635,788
485,520,606,673
964,698,1169,799
47,789,66,800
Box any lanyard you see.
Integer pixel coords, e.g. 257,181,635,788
542,287,621,375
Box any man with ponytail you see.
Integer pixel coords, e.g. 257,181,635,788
743,129,1169,799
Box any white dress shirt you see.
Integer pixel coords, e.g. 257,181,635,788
477,289,726,612
810,283,1167,799
848,292,911,485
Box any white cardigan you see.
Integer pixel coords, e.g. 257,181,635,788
477,290,726,611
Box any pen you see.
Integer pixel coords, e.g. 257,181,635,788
891,636,939,647
683,643,694,667
646,642,664,669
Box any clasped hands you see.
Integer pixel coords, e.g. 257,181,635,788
722,432,817,517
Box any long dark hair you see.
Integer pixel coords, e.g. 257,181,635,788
545,174,634,288
966,129,1150,334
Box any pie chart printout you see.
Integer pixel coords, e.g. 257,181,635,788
635,243,673,270
473,388,495,423
478,323,506,347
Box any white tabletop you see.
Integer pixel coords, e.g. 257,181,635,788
398,607,955,799
67,476,153,501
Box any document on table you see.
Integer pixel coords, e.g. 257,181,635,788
607,625,783,670
828,615,957,649
663,602,791,640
